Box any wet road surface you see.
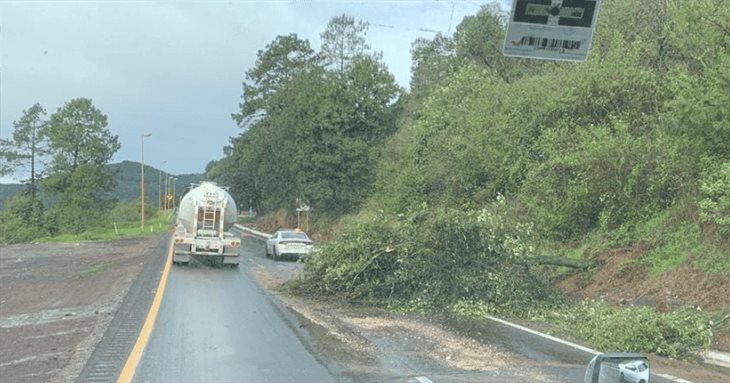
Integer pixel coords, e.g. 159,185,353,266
131,233,678,383
132,251,334,383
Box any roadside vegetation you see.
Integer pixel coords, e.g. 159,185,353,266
218,0,729,358
0,99,176,244
36,207,174,243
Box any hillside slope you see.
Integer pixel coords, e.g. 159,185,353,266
0,161,205,210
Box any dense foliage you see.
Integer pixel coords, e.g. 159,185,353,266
0,98,123,242
299,203,556,310
287,0,728,356
209,16,401,216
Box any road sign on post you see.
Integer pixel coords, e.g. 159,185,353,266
503,0,601,62
295,198,311,232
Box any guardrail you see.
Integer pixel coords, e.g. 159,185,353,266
703,350,730,369
232,224,270,240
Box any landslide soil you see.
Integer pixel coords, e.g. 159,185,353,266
0,236,158,383
555,245,730,352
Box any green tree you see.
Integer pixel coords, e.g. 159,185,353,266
219,26,400,216
232,33,318,126
453,4,518,83
410,34,458,101
320,14,371,74
43,98,120,233
0,103,49,197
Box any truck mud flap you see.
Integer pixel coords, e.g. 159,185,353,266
173,253,191,264
173,244,191,265
223,256,240,266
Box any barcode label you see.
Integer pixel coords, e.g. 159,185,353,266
515,36,581,51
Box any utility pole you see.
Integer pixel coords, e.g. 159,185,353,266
172,177,178,211
164,174,169,210
158,160,166,227
140,132,152,230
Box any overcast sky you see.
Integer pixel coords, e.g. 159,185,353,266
1,0,504,182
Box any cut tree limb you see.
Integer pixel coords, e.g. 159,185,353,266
530,256,596,269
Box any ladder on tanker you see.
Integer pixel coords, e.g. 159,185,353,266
201,191,221,233
201,205,217,231
203,205,218,230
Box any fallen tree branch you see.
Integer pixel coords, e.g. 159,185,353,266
529,255,597,269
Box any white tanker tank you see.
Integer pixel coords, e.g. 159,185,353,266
173,182,241,266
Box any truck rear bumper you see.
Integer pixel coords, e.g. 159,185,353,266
174,250,239,257
172,251,240,265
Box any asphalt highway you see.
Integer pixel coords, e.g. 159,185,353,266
132,254,335,383
129,235,678,383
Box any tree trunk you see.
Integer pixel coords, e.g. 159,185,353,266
530,256,597,269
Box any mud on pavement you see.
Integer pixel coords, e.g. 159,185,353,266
249,251,730,383
251,266,565,382
0,236,162,383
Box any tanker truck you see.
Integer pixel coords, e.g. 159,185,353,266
172,182,241,266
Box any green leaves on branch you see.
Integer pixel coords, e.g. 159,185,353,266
527,300,718,358
699,162,730,232
300,206,552,309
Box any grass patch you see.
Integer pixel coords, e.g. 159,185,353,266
445,298,721,359
38,211,174,243
635,220,729,275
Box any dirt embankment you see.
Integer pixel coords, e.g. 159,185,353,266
0,236,158,383
555,246,730,351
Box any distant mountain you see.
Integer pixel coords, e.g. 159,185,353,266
106,160,206,203
0,183,24,210
0,161,206,210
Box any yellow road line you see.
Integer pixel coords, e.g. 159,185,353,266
116,237,174,383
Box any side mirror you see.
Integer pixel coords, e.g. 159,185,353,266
585,353,650,383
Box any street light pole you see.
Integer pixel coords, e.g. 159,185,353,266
158,160,166,227
164,174,169,210
168,176,174,211
140,132,152,230
172,177,178,210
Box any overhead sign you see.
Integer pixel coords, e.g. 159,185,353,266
503,0,601,61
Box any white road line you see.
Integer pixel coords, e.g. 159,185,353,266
485,315,600,355
485,315,696,383
414,376,432,383
656,373,694,383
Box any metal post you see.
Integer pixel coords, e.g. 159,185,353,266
158,160,166,227
164,174,169,210
168,176,173,210
173,177,178,211
140,132,152,229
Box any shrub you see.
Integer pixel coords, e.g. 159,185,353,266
699,161,730,234
300,205,554,310
528,300,717,358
